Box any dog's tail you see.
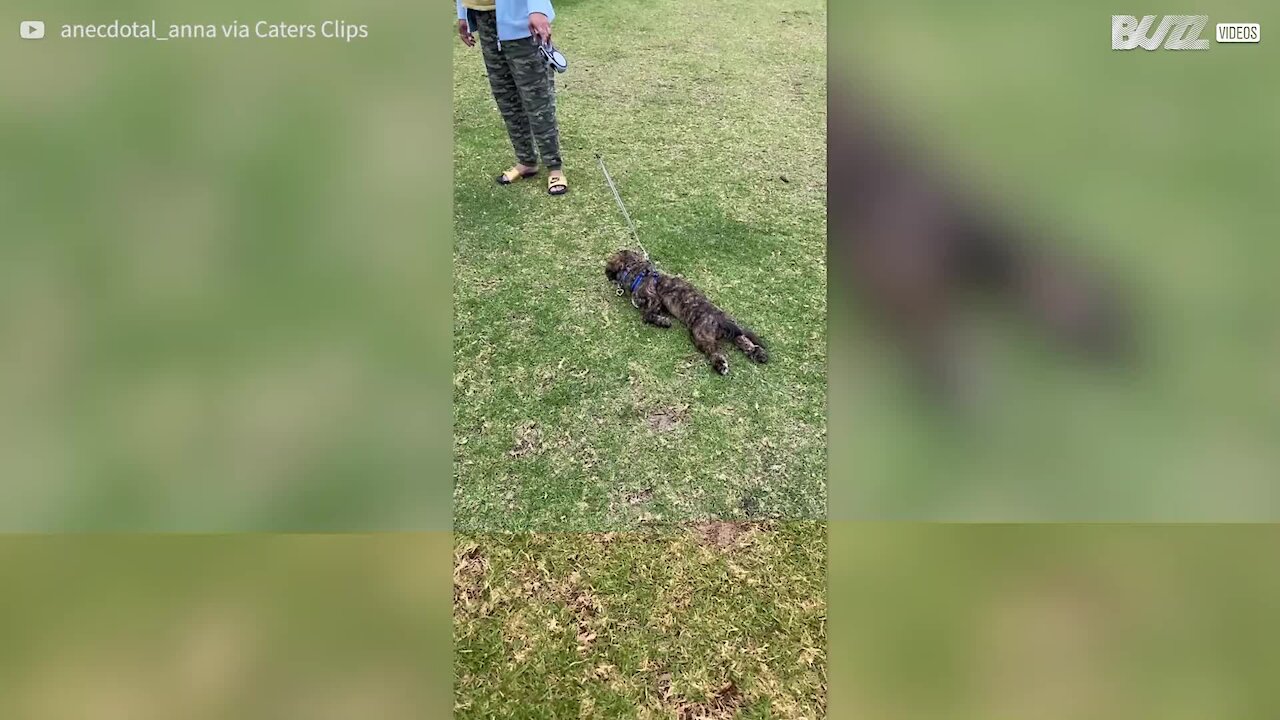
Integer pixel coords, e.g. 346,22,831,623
720,317,766,348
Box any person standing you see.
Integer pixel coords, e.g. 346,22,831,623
457,0,568,196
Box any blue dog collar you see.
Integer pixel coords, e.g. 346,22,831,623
629,270,648,293
617,268,656,295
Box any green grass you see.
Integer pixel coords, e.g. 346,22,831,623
453,0,827,532
830,524,1280,718
454,523,827,719
0,535,449,718
0,0,449,530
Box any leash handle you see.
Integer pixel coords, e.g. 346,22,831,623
596,154,647,259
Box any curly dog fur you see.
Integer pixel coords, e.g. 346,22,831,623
605,249,768,375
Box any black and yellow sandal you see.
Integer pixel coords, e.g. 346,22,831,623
547,169,568,196
496,165,538,185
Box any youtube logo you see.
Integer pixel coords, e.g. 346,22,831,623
20,20,45,39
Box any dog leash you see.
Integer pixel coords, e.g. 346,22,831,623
595,153,648,261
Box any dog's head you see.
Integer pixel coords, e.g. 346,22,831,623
604,249,647,283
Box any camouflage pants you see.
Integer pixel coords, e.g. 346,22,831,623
473,11,562,169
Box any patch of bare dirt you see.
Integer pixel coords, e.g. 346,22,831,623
656,674,744,720
646,413,679,432
562,574,604,655
452,543,490,613
508,422,542,458
693,521,756,549
645,404,689,433
625,487,655,506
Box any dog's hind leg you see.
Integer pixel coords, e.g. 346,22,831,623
732,334,769,364
721,318,768,364
691,322,729,375
643,311,673,328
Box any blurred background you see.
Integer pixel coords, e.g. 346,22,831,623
831,523,1280,719
829,0,1279,520
0,0,451,530
0,534,450,719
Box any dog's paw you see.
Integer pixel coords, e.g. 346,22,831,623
749,347,769,364
712,356,730,375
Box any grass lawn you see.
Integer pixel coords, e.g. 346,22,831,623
453,0,827,532
454,522,827,719
2,2,446,530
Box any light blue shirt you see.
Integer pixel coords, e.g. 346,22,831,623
457,0,556,42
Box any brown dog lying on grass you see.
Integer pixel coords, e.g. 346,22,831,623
605,249,768,375
828,86,1131,401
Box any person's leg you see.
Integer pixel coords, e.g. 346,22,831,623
504,39,563,172
474,12,538,170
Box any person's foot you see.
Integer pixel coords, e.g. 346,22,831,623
496,163,539,185
547,168,568,195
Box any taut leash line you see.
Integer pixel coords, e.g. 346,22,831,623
595,153,648,260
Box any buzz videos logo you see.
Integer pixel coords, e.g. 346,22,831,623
1113,15,1209,50
1112,15,1261,50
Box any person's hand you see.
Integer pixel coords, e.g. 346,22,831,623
528,12,552,45
458,19,475,47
